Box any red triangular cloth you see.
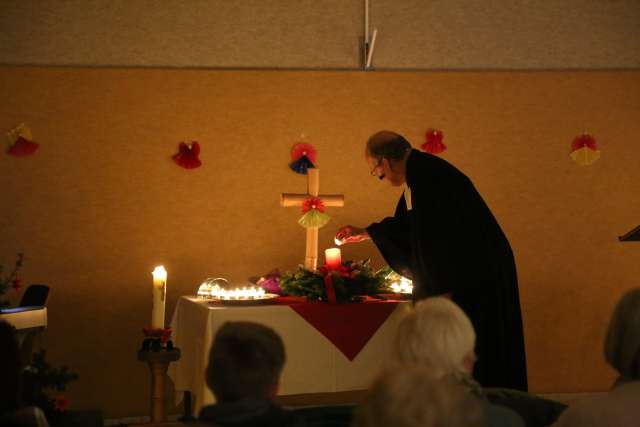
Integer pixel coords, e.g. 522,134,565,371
276,296,400,361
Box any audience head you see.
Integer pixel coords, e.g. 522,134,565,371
393,297,476,376
604,287,640,381
353,365,486,427
0,320,21,414
206,321,285,402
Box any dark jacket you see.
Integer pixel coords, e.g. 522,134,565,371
198,398,306,427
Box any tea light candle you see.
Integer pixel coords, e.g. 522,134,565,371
324,247,342,270
391,276,413,294
151,266,167,328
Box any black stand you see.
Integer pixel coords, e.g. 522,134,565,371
179,391,196,422
619,224,640,241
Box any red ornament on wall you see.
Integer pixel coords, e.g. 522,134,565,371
8,136,39,157
570,133,600,166
6,124,39,157
421,128,446,154
173,141,202,169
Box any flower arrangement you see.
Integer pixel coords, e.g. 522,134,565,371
280,259,391,303
21,350,78,425
1,253,24,308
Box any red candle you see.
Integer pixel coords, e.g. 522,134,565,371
324,248,342,270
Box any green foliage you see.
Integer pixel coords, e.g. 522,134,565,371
281,259,392,303
22,350,79,422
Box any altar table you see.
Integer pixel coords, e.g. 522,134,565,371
168,296,411,412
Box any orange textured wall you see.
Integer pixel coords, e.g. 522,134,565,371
0,67,639,417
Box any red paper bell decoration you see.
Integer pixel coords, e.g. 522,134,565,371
7,136,39,157
290,143,317,165
289,142,317,174
421,129,446,154
570,133,600,166
571,133,597,151
173,141,202,169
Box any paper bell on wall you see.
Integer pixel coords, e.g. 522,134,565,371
289,142,317,174
421,128,446,154
6,124,39,157
570,133,600,166
173,141,202,169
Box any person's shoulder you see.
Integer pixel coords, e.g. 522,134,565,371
410,149,463,172
407,149,469,186
266,405,308,427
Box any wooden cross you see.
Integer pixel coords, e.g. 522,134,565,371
281,168,345,271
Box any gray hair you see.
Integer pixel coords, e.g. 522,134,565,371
352,365,486,427
393,297,476,376
604,288,640,380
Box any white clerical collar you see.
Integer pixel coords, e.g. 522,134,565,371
404,184,413,211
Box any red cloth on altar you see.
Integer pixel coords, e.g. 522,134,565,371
274,296,401,361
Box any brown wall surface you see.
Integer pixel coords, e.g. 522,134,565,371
0,67,639,417
1,0,639,69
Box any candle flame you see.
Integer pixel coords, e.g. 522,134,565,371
152,266,167,280
390,277,413,294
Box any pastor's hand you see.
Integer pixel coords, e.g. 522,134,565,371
335,225,370,245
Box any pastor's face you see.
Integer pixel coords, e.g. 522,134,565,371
365,155,405,186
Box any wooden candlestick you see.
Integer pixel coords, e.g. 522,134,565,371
137,349,181,424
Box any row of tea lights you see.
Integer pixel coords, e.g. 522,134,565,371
197,280,267,300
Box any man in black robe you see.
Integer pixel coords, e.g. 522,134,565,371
335,130,528,391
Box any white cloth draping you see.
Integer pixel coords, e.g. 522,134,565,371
168,296,410,412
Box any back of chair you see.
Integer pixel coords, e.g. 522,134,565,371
19,284,50,307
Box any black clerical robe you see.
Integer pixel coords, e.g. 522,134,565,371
367,149,528,391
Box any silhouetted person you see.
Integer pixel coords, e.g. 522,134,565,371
336,131,527,390
198,321,305,427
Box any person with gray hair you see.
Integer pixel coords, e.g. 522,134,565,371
394,297,477,378
335,130,527,392
551,288,640,427
352,365,487,427
393,298,565,427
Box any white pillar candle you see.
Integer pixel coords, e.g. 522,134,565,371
151,266,167,328
325,248,342,270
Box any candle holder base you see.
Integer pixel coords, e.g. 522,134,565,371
137,348,180,424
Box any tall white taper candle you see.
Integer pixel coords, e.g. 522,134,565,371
151,266,167,328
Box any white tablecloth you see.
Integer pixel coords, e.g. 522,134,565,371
168,296,410,412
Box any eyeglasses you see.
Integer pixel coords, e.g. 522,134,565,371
369,157,383,176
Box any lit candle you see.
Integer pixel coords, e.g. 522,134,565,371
325,247,342,270
151,266,167,328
